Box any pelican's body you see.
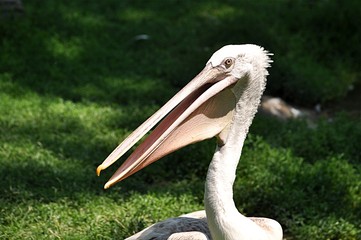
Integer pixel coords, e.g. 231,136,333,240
97,44,283,239
125,210,281,240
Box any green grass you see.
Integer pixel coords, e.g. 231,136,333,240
1,1,360,239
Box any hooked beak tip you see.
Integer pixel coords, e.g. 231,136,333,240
96,165,104,176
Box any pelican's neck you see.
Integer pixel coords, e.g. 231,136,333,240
205,72,267,239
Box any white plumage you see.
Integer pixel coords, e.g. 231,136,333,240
97,44,283,240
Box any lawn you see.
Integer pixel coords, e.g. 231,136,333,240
0,1,360,239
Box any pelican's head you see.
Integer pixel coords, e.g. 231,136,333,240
97,44,272,189
208,44,271,79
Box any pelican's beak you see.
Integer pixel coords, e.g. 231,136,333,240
97,63,239,189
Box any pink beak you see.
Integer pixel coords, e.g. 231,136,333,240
97,63,238,189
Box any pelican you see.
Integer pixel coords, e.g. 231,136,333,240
97,44,283,240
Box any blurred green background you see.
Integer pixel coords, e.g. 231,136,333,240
0,0,360,239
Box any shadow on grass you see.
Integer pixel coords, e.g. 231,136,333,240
1,1,359,105
1,1,211,104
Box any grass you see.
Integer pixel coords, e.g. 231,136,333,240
1,0,360,239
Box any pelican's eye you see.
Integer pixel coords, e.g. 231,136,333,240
224,58,233,69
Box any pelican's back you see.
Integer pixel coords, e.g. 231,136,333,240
126,211,210,240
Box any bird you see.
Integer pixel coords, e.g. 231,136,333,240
96,44,283,240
